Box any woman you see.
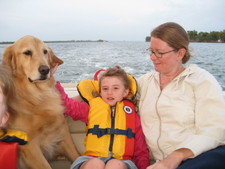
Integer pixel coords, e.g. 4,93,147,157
137,22,225,169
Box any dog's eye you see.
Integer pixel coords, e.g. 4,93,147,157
23,50,32,56
43,49,48,54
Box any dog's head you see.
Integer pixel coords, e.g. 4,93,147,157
2,35,63,83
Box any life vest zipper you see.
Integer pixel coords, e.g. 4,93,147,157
155,91,165,159
109,106,116,154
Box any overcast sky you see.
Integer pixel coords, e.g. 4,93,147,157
0,0,224,42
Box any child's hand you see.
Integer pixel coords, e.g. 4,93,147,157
0,112,9,128
50,63,59,77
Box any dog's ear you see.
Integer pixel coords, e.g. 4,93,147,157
48,47,63,68
2,45,16,70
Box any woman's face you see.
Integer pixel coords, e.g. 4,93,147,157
150,37,183,74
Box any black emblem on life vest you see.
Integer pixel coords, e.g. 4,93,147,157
124,105,133,114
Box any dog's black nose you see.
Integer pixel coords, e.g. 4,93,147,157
39,65,50,75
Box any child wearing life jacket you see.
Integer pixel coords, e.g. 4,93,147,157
56,66,150,169
0,65,28,169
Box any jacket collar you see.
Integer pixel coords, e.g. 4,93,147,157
152,64,197,83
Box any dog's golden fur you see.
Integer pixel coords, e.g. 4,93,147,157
2,35,79,169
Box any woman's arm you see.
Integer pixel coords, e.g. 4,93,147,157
147,148,193,169
181,70,225,156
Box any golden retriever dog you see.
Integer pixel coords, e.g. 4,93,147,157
2,35,79,169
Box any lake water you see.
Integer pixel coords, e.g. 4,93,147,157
0,41,225,90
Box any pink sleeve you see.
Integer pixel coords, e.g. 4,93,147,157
55,81,89,123
133,114,150,169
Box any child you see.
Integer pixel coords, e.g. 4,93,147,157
56,66,150,169
0,65,28,169
0,66,14,128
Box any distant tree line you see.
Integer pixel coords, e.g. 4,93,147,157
146,30,225,43
0,39,108,44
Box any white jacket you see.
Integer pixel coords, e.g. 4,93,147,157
137,64,225,161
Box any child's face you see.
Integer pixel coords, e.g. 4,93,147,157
100,76,129,106
0,88,8,128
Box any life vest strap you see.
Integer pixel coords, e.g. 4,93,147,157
0,136,27,145
0,129,28,145
87,125,135,138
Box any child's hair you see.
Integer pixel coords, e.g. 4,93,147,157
0,65,15,111
95,66,134,101
99,65,130,90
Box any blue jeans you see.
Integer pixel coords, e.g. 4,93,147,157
177,146,225,169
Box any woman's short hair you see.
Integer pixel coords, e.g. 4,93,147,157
151,22,192,64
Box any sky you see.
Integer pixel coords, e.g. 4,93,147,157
0,0,225,42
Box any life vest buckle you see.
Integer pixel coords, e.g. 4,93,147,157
87,125,135,138
107,128,111,134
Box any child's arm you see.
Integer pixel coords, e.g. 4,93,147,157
133,114,150,169
56,81,89,123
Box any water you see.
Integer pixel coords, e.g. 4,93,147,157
0,41,225,90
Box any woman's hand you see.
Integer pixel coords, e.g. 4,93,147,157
147,155,181,169
147,148,193,169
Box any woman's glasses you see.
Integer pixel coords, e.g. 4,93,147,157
146,48,177,58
